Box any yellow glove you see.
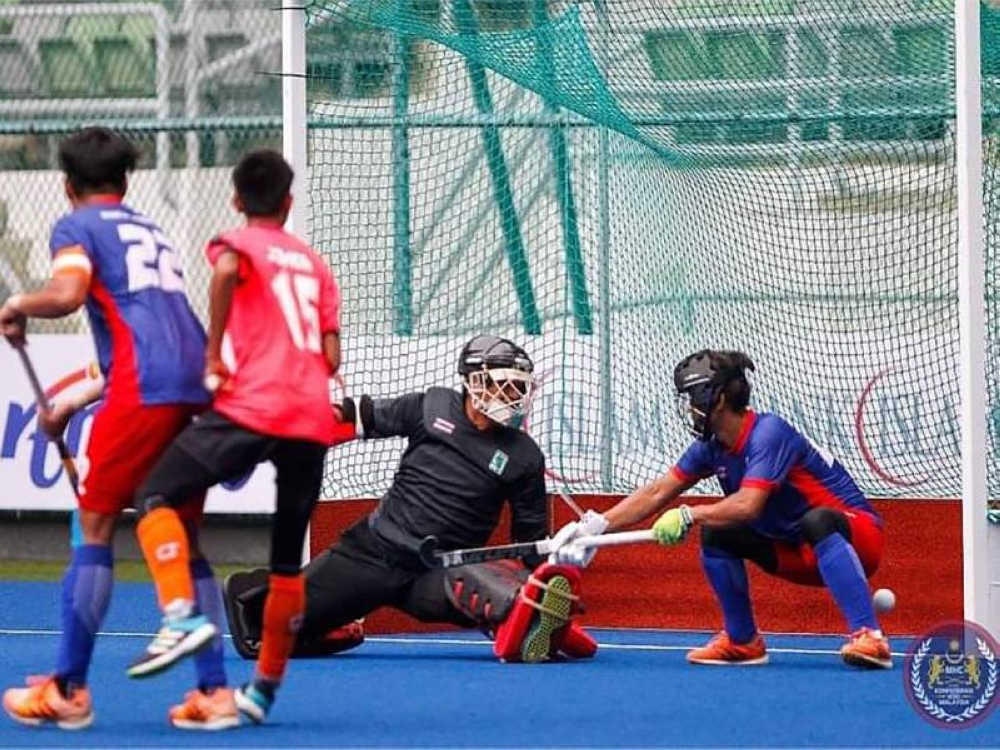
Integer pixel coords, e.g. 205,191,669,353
652,505,694,546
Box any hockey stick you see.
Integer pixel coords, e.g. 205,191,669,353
543,469,587,519
14,342,81,499
553,487,586,518
418,529,654,569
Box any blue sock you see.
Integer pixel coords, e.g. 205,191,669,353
191,558,227,691
55,545,113,688
701,547,757,644
814,534,879,632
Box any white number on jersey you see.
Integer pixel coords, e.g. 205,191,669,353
272,270,321,353
119,223,184,292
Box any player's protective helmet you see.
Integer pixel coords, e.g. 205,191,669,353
673,349,755,440
459,335,535,428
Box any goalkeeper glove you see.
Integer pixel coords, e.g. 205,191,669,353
652,505,694,546
548,510,609,567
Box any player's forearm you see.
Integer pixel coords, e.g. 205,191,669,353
323,331,340,375
206,264,238,360
7,285,82,319
67,377,105,409
605,477,679,530
691,491,762,527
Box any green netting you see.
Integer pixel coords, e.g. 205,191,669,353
305,0,1000,502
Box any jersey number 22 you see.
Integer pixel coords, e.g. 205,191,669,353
120,223,184,293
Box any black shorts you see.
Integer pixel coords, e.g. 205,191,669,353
170,410,296,482
138,410,328,572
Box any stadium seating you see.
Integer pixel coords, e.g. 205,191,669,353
39,37,97,97
641,0,960,146
0,38,36,98
0,0,990,148
94,35,155,97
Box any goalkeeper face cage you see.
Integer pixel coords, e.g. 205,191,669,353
465,368,535,428
459,335,535,428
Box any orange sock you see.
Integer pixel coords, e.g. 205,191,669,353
137,507,194,613
256,573,305,684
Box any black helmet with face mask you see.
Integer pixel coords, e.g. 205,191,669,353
458,335,535,428
673,349,755,440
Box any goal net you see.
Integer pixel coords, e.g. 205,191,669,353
301,0,1000,504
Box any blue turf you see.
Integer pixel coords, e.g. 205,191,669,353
1,582,997,747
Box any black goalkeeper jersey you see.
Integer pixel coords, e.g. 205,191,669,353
364,387,548,560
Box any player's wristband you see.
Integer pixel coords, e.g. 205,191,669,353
358,395,374,438
339,397,357,425
339,396,374,439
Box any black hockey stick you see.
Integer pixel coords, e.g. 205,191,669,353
15,342,81,498
418,530,654,569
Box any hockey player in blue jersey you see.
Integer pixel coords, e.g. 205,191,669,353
553,349,891,669
0,128,227,729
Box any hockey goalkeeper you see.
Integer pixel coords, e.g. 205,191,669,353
224,335,596,664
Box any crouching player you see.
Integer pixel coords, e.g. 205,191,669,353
554,349,890,669
224,335,596,664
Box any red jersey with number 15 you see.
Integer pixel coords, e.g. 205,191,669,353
206,224,340,444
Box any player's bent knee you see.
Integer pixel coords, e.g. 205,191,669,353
800,507,850,546
700,524,731,550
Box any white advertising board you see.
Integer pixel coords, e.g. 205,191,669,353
0,336,275,513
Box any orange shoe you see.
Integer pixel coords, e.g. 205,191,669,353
687,632,769,665
3,675,94,730
841,628,892,669
168,687,239,730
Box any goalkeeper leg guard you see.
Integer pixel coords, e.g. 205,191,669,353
550,620,598,660
493,563,583,664
444,559,529,634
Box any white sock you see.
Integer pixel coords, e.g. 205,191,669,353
164,598,195,620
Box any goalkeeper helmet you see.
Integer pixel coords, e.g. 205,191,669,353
673,350,755,440
459,335,535,428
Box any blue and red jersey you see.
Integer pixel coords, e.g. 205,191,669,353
49,199,208,406
673,411,879,541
